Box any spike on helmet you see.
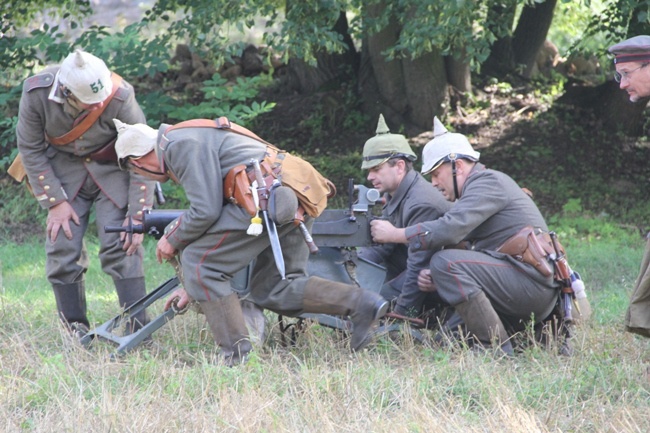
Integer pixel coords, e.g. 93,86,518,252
361,114,417,169
114,119,158,169
421,116,480,175
58,49,113,104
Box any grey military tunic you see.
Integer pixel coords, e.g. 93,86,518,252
404,163,558,322
16,66,154,284
157,125,314,316
359,170,451,316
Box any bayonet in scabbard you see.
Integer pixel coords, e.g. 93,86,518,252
251,159,286,279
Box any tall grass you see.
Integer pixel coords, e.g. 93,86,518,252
1,233,649,432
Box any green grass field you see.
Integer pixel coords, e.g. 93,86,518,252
1,234,649,432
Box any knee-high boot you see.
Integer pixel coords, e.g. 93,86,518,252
240,299,267,345
52,282,90,336
199,293,253,366
454,291,514,356
114,277,149,334
302,276,389,351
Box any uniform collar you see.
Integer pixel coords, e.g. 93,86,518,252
385,169,418,215
156,124,171,178
48,71,66,104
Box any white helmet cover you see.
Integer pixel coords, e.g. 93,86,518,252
59,49,113,104
114,119,158,168
421,117,480,174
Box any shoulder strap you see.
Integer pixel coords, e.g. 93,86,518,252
46,73,123,146
164,117,275,147
24,72,55,92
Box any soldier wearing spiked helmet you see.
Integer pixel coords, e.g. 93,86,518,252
15,49,154,340
359,115,451,322
113,117,389,365
370,117,563,354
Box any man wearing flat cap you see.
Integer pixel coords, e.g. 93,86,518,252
609,35,650,102
113,117,389,365
359,114,452,325
609,35,650,337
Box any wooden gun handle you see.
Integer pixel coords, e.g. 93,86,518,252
298,221,319,254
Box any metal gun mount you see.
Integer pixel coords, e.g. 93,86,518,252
84,182,424,355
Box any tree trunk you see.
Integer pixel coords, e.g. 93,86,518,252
359,1,408,125
403,50,448,132
512,0,557,79
286,11,359,94
359,0,448,135
445,53,471,93
481,2,517,77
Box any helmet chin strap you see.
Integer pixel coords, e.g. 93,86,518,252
451,159,460,200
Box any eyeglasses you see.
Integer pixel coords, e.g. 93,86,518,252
614,63,649,83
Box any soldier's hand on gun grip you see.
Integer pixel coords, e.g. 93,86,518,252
164,287,191,311
370,219,407,244
47,201,79,242
120,217,144,255
156,235,177,263
417,269,437,292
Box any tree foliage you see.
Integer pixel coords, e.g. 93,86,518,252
2,0,650,144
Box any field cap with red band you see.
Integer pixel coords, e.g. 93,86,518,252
608,35,650,64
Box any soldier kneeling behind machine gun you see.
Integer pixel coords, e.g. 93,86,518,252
85,181,414,356
84,117,391,365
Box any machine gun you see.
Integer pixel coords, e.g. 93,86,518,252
81,181,422,355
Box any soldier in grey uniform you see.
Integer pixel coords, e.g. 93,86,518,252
609,35,650,338
113,119,388,366
358,114,452,322
15,50,155,338
370,118,559,355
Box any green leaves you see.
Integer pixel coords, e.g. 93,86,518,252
166,74,276,124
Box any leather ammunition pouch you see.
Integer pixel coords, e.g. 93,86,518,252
87,138,118,163
496,225,560,278
223,164,259,216
8,138,117,185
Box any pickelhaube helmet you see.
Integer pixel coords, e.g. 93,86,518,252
421,117,480,175
58,49,113,104
361,114,417,170
114,119,158,169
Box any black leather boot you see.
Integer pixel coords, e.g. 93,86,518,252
302,276,389,351
199,293,253,366
52,281,90,338
454,291,514,356
114,277,149,334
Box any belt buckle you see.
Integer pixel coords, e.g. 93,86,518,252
214,116,231,129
